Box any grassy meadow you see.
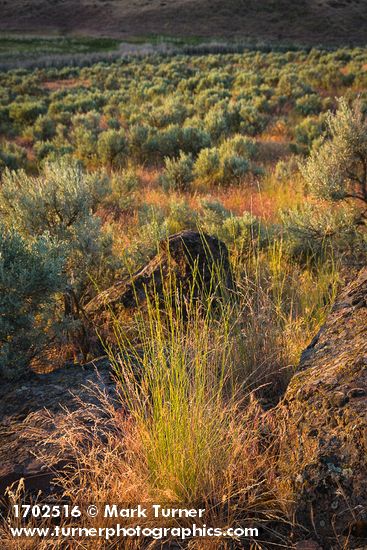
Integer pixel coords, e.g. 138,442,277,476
1,42,367,547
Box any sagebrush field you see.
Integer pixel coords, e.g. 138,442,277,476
0,41,367,549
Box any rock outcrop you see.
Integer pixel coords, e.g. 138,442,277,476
0,357,116,496
85,230,234,321
276,268,367,548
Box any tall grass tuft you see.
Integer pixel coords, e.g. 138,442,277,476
13,264,287,548
104,259,267,508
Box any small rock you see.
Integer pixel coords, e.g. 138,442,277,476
348,388,366,399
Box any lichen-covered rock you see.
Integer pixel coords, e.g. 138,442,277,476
276,268,367,548
85,230,234,320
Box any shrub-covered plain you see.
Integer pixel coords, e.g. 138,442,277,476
1,47,366,376
1,45,367,547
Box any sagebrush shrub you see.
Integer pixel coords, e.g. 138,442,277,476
292,114,327,154
0,141,28,173
128,123,151,162
204,105,232,141
108,166,140,211
238,102,268,135
0,227,64,380
282,203,365,261
194,147,221,185
0,159,116,297
301,98,367,222
9,100,47,125
220,134,257,159
193,135,256,187
159,151,194,191
179,125,211,155
97,129,128,168
24,114,56,142
295,94,322,116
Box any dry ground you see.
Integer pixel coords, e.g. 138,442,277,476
0,0,367,46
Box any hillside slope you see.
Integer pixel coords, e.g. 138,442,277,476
1,0,367,46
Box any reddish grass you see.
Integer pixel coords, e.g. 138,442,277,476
41,79,91,90
212,186,276,220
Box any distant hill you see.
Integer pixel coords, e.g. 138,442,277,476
1,0,367,46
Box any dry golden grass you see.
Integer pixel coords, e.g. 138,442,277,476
0,230,339,548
